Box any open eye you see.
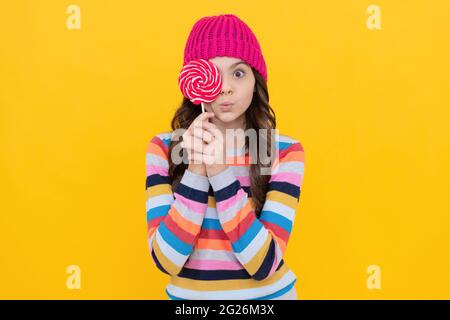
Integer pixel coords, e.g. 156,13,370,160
233,69,246,78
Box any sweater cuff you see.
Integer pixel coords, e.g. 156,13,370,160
209,166,237,191
180,169,210,192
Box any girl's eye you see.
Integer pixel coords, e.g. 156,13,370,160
233,69,246,78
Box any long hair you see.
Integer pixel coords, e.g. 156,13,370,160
167,68,276,217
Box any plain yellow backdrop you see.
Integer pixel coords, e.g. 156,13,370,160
1,0,449,299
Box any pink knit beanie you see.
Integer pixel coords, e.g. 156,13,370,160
183,14,268,81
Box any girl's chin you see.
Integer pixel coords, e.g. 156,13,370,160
214,112,237,122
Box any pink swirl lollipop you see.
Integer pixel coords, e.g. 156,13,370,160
178,59,222,113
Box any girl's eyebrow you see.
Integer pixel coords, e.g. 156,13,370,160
228,60,248,69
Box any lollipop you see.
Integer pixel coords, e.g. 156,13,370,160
178,59,222,113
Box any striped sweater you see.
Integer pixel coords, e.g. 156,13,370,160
145,131,305,300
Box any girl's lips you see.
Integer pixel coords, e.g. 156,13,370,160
219,104,233,112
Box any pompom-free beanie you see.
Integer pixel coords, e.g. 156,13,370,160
183,14,268,81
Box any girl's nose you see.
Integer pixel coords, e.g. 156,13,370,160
220,85,233,95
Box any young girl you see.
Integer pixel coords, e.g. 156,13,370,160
145,14,305,300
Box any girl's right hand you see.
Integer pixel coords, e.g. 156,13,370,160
180,112,216,175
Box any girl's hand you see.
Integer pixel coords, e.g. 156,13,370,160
180,112,216,175
201,123,229,177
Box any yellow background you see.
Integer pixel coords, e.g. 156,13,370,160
1,0,449,299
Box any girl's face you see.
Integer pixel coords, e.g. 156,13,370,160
204,56,256,127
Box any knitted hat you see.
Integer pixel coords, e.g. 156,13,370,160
183,14,268,81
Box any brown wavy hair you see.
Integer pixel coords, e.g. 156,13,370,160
167,68,276,217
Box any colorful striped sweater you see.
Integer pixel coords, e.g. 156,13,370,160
145,131,305,300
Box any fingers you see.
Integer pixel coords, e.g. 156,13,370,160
180,136,208,154
183,138,224,165
181,134,221,165
187,152,215,165
199,121,220,134
193,112,215,127
185,114,220,143
187,151,203,164
192,121,221,141
181,112,224,165
190,127,214,143
202,142,217,156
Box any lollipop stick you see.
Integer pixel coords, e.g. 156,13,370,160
201,102,205,113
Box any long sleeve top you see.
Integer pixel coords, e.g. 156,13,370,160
145,131,305,300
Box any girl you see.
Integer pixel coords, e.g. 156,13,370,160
145,14,305,300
